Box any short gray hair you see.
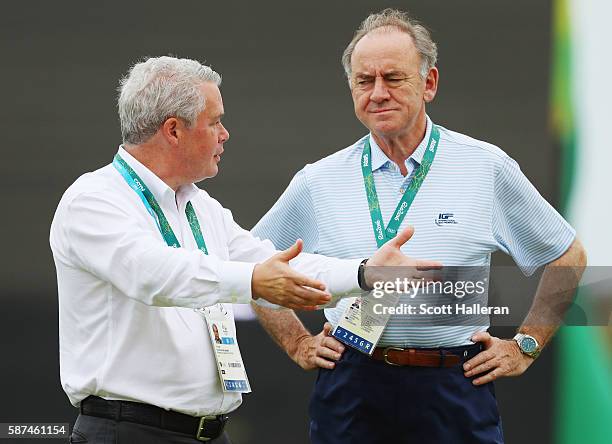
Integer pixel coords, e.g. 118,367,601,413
341,8,438,80
118,56,221,145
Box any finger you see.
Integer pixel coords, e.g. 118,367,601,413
471,331,492,345
297,284,331,299
283,297,319,311
464,358,499,377
321,336,345,354
463,350,495,371
287,302,317,311
323,322,335,337
389,226,415,248
291,272,327,292
291,286,331,306
415,260,443,271
316,346,343,361
473,368,502,386
275,239,304,262
314,356,336,370
294,284,331,302
410,272,441,284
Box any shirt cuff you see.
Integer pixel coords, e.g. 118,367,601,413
217,261,256,304
328,258,363,295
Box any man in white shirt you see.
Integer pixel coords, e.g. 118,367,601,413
49,56,437,443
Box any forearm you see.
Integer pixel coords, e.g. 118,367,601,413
519,238,587,348
289,253,362,296
252,303,311,361
65,193,255,308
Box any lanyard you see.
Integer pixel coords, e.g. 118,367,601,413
112,154,209,254
361,125,440,247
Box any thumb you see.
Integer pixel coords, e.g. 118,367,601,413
471,331,492,345
323,322,333,336
389,226,415,249
275,239,304,262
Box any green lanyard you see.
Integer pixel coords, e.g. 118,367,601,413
113,154,209,254
361,125,440,247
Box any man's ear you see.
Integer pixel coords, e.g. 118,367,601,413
160,117,181,146
423,67,439,103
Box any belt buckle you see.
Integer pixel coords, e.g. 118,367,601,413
383,347,404,366
196,415,219,442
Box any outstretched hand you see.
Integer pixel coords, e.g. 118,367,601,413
365,226,442,287
252,239,331,310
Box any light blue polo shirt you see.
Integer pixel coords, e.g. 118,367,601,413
252,116,575,347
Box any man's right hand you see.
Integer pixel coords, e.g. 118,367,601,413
292,322,345,370
251,239,332,310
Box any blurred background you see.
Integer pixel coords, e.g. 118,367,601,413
1,0,610,443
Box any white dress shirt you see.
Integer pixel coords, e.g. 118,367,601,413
49,147,361,417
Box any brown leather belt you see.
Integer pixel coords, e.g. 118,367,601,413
372,346,474,368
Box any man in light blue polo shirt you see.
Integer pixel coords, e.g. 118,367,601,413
252,8,586,444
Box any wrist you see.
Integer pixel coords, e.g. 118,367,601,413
289,334,312,362
250,264,260,300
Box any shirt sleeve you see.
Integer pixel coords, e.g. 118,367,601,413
221,204,361,299
61,192,255,307
251,169,320,252
492,156,576,275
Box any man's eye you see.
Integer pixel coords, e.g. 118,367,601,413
357,79,373,85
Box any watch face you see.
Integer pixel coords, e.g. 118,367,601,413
521,337,538,353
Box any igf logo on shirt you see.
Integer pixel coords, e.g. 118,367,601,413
435,213,457,226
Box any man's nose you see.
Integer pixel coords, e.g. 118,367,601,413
370,77,390,103
219,123,230,142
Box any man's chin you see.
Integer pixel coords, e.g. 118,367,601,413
371,122,403,136
195,167,219,183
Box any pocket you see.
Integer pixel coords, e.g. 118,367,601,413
69,429,88,443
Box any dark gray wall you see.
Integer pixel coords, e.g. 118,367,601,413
1,1,558,443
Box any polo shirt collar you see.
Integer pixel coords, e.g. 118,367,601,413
367,115,433,171
116,146,200,208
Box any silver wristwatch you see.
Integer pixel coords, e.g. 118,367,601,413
513,333,540,359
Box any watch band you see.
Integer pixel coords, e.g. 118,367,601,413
357,258,371,291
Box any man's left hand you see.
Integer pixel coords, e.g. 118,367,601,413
463,331,535,386
365,226,442,286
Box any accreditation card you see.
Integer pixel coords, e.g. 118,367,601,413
332,292,400,355
199,304,251,393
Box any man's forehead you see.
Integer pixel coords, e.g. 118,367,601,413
200,81,222,100
200,82,224,115
351,28,418,73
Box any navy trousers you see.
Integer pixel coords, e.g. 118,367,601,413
309,345,504,444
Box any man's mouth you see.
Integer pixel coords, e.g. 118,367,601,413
214,149,224,162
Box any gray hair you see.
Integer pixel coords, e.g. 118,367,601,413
341,8,438,80
118,56,221,145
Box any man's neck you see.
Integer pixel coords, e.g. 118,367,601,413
371,115,427,177
123,142,183,191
